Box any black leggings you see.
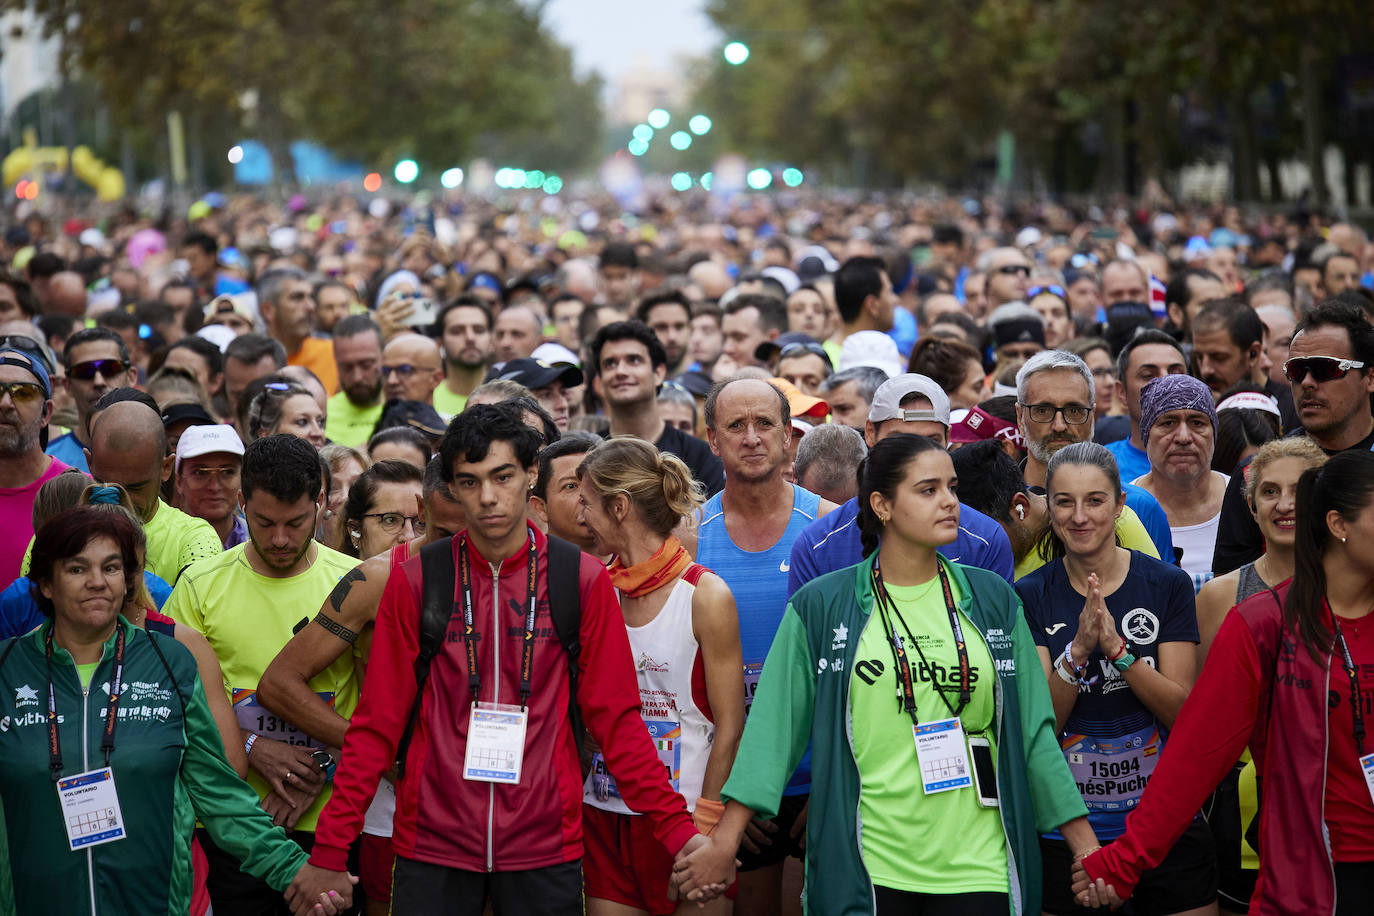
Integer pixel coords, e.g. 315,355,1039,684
1336,861,1374,916
873,885,1008,916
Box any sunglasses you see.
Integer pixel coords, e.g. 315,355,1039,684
996,264,1031,277
0,335,54,372
777,342,832,365
1282,356,1366,384
0,380,44,406
69,358,130,381
1027,284,1067,301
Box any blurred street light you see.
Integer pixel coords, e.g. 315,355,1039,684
648,109,671,129
747,168,772,190
671,172,692,191
724,42,750,65
227,145,244,164
782,168,804,187
628,138,649,156
363,172,382,192
441,167,465,188
670,131,692,150
632,124,654,143
394,159,419,184
689,115,712,135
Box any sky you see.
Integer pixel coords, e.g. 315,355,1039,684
543,0,718,86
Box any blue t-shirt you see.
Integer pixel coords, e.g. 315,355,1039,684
787,498,1014,599
888,306,918,358
1015,551,1198,839
1104,438,1150,489
1121,483,1173,565
44,432,88,473
0,570,172,639
698,484,821,795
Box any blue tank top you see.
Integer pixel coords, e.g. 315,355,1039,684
697,484,821,795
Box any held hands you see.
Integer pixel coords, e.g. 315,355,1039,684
1070,850,1124,909
670,833,737,905
1070,573,1104,667
284,864,358,916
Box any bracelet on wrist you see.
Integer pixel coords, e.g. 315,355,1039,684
244,733,259,757
1106,637,1127,662
1073,845,1102,861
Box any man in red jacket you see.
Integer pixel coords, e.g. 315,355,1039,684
300,403,710,914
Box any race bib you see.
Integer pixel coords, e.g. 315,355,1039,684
1063,724,1162,812
58,767,126,851
1361,751,1374,807
463,702,527,785
233,688,335,749
743,661,764,714
589,719,682,802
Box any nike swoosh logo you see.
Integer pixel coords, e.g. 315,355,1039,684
1045,623,1068,635
779,560,790,572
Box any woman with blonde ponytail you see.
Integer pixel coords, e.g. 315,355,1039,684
576,437,745,916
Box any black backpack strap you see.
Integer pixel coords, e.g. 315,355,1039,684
545,536,586,756
395,536,456,780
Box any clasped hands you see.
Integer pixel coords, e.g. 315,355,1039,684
670,833,736,905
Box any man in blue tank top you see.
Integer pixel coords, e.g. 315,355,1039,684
787,374,1016,595
695,376,838,914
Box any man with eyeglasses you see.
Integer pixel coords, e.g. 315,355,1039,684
45,327,137,473
759,334,832,398
0,346,69,585
175,424,248,549
1014,350,1175,576
381,333,444,410
1213,298,1374,576
976,247,1033,312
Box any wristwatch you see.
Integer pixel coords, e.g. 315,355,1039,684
311,749,337,781
1111,648,1138,672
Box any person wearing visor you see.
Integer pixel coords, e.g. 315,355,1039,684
0,345,70,584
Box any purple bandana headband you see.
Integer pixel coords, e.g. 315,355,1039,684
1139,374,1217,447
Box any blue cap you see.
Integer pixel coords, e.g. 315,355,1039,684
0,347,50,397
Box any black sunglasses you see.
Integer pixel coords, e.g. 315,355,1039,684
1282,356,1366,384
69,358,130,381
996,264,1031,277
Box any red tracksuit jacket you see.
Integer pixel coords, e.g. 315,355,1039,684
310,524,698,873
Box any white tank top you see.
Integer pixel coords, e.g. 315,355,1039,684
583,564,716,814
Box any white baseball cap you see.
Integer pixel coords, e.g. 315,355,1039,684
838,330,904,379
175,424,245,471
867,374,951,426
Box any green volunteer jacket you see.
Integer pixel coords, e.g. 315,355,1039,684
722,556,1088,916
0,616,307,916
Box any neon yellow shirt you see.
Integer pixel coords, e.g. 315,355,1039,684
432,382,467,419
850,574,1008,894
143,499,222,585
164,542,361,831
1014,506,1159,580
325,391,383,449
75,661,99,690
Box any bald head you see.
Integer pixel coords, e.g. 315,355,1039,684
48,271,88,318
88,401,173,520
382,332,443,403
689,261,732,300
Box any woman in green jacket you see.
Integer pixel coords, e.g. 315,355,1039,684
675,434,1113,915
0,508,354,916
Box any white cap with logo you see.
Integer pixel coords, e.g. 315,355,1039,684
866,374,951,426
175,424,245,471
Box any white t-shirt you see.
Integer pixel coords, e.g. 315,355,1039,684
1133,472,1228,593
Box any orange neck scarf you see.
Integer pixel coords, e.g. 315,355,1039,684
607,535,691,598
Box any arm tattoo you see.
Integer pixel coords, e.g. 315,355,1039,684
313,612,361,645
328,567,368,614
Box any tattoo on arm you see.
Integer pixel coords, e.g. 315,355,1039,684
313,612,361,645
328,567,368,614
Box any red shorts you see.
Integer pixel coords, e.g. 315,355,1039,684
359,832,395,904
583,805,678,915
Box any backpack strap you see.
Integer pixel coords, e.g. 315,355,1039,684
395,536,456,780
545,536,586,755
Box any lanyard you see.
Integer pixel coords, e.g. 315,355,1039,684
1332,620,1366,757
45,624,126,781
458,534,538,710
871,559,972,725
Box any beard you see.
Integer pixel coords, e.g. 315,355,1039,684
0,414,40,458
345,378,383,407
248,530,312,573
1027,432,1078,465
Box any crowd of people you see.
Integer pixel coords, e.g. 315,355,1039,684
0,186,1369,915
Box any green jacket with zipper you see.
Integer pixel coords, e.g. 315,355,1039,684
722,556,1088,916
0,616,307,916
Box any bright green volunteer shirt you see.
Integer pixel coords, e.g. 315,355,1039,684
325,391,383,449
432,383,467,418
850,573,1008,894
164,542,361,832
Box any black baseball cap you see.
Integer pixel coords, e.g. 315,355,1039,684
488,358,584,389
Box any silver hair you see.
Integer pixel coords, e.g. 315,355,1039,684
975,246,1024,273
820,365,888,404
794,424,867,497
256,266,308,308
1015,349,1095,408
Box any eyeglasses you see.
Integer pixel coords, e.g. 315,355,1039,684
1021,402,1091,425
361,512,426,534
0,380,45,406
381,364,437,379
1090,367,1116,380
185,466,240,486
1027,284,1067,301
996,264,1031,277
1283,356,1366,384
69,358,130,381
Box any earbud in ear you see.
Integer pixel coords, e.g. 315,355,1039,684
1016,504,1025,520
